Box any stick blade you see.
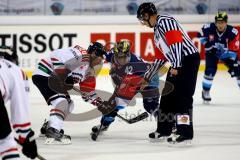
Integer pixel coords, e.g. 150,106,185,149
128,112,149,124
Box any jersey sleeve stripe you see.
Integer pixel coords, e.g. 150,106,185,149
41,59,52,68
50,57,60,62
38,63,52,74
1,148,18,155
13,122,31,128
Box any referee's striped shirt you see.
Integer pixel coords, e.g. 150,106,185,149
144,14,199,81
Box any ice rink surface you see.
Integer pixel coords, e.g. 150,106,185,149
23,71,240,160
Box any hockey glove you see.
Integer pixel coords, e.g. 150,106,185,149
18,130,38,159
98,100,116,115
49,71,73,94
71,72,83,83
144,59,166,82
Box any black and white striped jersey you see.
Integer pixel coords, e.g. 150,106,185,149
154,14,198,68
144,14,198,81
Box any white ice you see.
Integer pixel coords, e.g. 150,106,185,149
22,71,240,160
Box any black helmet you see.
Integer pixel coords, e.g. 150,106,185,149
0,45,19,65
137,2,157,21
113,41,131,58
215,11,228,22
87,42,106,57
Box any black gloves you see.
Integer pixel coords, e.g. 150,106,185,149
48,70,73,94
17,130,38,159
98,100,116,115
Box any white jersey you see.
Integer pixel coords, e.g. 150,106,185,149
33,45,92,82
0,59,31,140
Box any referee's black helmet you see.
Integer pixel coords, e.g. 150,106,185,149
137,2,157,21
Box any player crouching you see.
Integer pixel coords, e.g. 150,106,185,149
32,42,115,144
91,41,167,140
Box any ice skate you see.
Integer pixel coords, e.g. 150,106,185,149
39,120,64,137
45,127,71,145
149,131,168,142
202,90,211,103
39,119,49,137
90,124,109,141
91,124,109,134
167,133,192,146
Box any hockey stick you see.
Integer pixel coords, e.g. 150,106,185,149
72,86,149,124
116,112,149,124
90,112,149,141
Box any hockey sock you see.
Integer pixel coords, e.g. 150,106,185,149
202,74,213,91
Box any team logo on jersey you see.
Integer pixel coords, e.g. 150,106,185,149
209,35,214,41
70,49,80,60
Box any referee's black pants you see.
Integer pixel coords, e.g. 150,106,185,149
157,53,200,139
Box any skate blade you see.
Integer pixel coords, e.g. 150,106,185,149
44,138,71,145
91,130,105,135
203,100,211,105
167,140,192,147
38,133,46,138
149,137,167,143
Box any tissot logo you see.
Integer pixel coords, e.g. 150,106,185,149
0,33,77,54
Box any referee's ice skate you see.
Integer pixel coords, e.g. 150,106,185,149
167,133,192,146
2,1,240,160
149,131,168,142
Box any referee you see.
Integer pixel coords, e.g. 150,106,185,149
137,2,200,144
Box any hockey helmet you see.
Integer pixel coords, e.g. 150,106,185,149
87,42,106,57
113,41,131,65
0,45,19,65
137,2,157,21
215,11,228,22
113,41,131,58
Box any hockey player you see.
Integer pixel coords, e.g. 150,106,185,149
91,41,166,138
0,46,38,160
0,46,19,65
201,11,240,102
137,3,200,144
32,42,115,144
